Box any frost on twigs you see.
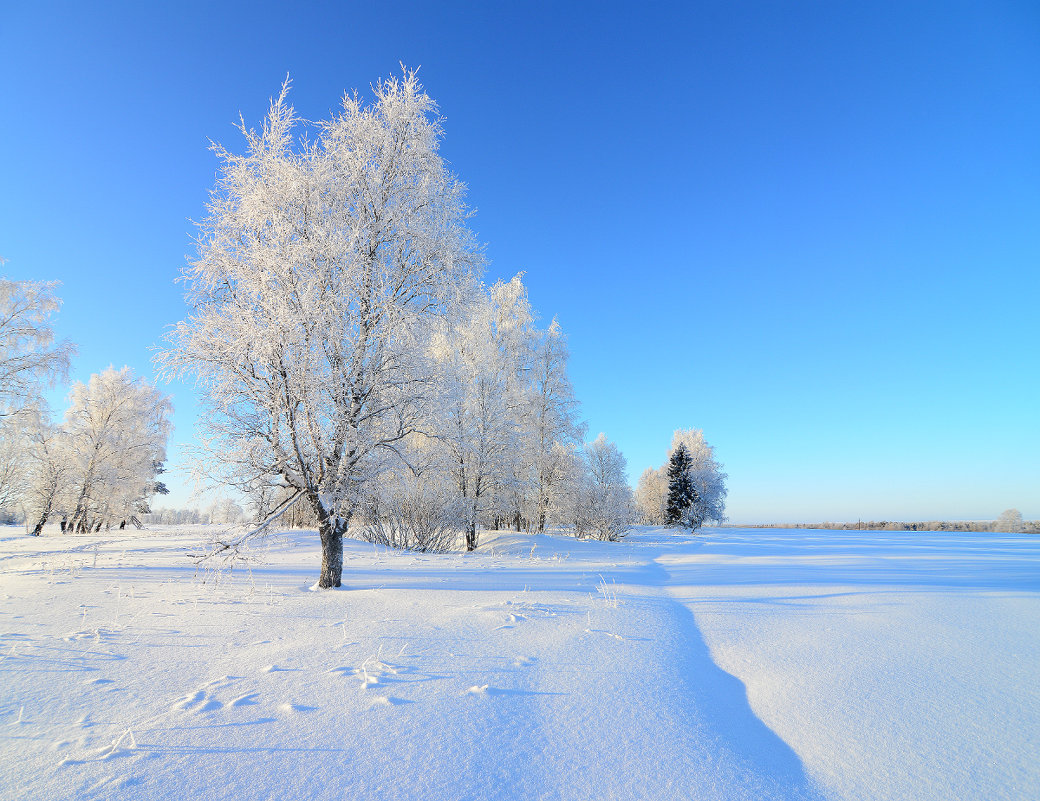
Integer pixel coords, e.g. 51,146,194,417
189,488,304,571
356,477,466,553
0,276,75,417
156,68,483,588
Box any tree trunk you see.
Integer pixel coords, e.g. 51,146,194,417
310,491,344,588
318,523,344,588
465,520,477,552
31,511,49,536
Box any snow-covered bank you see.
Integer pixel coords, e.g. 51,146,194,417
1,526,1037,800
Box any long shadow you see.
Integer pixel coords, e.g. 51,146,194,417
636,561,827,800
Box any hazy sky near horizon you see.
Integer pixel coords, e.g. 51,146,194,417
2,1,1038,522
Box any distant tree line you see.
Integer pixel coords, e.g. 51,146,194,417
743,510,1036,534
143,497,245,526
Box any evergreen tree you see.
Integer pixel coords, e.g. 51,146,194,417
666,444,700,527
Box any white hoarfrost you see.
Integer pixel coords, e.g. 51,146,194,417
428,275,534,551
62,367,172,533
571,433,634,541
0,277,75,515
16,367,172,537
0,277,74,419
157,70,482,587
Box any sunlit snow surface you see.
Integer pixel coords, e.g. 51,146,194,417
1,525,1037,800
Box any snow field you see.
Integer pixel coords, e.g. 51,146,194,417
1,525,1037,800
661,530,1040,801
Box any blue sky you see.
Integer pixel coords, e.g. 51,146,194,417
2,1,1037,522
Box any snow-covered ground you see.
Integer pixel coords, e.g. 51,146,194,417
1,525,1037,800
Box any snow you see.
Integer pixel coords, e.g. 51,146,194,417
1,525,1037,800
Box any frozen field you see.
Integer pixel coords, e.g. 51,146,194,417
1,525,1037,801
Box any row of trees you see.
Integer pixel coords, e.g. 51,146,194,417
204,268,637,551
144,498,246,526
0,276,172,533
3,73,729,584
158,72,636,586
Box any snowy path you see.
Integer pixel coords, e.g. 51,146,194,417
1,526,1037,800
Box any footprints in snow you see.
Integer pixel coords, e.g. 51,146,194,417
172,689,223,713
231,692,260,707
55,671,309,767
278,702,317,713
326,653,542,707
171,675,239,713
170,674,304,718
369,695,409,707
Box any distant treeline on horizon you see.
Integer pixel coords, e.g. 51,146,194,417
738,520,1039,534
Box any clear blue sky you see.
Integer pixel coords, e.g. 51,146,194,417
2,1,1037,522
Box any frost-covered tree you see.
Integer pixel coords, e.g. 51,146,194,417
158,71,481,586
519,317,585,532
429,276,532,550
21,419,73,536
0,277,75,419
570,433,633,541
0,410,32,514
993,509,1024,533
356,464,465,553
64,367,172,532
634,466,667,525
144,507,206,525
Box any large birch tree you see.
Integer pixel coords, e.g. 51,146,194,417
159,71,481,587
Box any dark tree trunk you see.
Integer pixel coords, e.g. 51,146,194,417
318,523,344,588
310,491,344,588
31,511,49,536
465,521,477,552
